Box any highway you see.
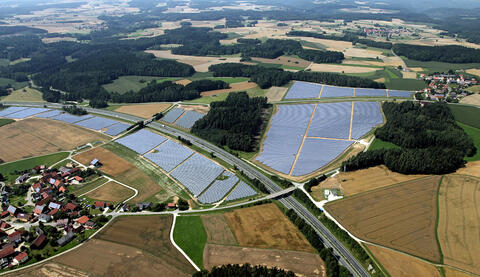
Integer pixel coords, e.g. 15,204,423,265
2,101,370,277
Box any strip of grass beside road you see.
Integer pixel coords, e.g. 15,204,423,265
0,152,69,182
173,215,207,268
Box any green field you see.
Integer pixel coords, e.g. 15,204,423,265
173,215,207,268
368,138,401,151
457,122,480,161
0,77,28,90
184,86,266,104
0,118,14,127
403,57,480,74
0,152,69,182
386,78,426,90
346,67,425,91
102,76,181,94
449,104,480,128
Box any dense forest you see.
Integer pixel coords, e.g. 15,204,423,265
193,264,295,277
343,102,476,174
191,92,268,152
392,44,480,63
287,30,393,49
209,63,385,89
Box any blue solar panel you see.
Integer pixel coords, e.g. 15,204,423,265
50,113,93,124
321,86,354,98
35,110,62,118
284,81,322,99
0,107,29,117
171,154,224,196
256,104,315,174
74,116,119,130
5,108,50,119
144,139,194,172
162,108,185,123
175,110,204,129
308,102,352,139
198,171,239,204
355,88,387,97
351,102,383,140
292,138,353,176
104,123,130,136
116,129,167,154
388,90,412,98
226,182,257,201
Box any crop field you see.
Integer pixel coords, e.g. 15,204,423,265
200,81,258,97
256,102,382,176
449,104,480,129
73,147,163,202
85,181,135,203
438,175,480,275
9,262,89,277
69,176,109,196
2,87,44,102
225,181,258,201
460,93,480,106
366,244,441,277
145,139,194,172
116,129,167,154
0,152,69,182
265,86,288,102
456,161,480,178
102,75,180,94
458,123,480,161
325,176,442,262
201,214,238,245
198,171,239,204
204,244,326,277
224,203,314,252
115,103,171,118
0,118,106,162
252,56,311,69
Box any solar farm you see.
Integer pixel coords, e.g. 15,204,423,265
283,81,412,100
161,107,205,129
256,101,383,177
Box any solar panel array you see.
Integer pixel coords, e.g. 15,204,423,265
175,110,204,129
116,129,167,154
171,154,224,196
256,104,315,174
162,108,185,123
284,82,322,99
355,88,387,97
0,107,29,117
351,102,383,140
198,171,239,203
321,86,354,98
292,139,353,176
50,113,93,124
104,123,130,136
144,139,194,172
308,102,352,139
388,90,412,98
226,182,257,201
74,116,119,130
35,110,61,118
5,107,50,119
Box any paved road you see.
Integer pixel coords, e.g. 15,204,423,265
3,101,369,277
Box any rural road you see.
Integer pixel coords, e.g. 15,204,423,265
2,101,370,277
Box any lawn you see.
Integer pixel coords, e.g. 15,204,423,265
0,118,14,127
449,104,480,128
173,215,207,268
466,85,480,93
0,152,69,183
457,122,480,161
368,138,401,151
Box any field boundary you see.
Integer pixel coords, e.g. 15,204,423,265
435,176,445,265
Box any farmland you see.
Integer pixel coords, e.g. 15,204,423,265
0,118,14,127
438,175,480,275
0,118,106,162
457,123,480,161
2,87,44,102
0,152,69,182
449,104,480,128
173,216,207,268
84,181,135,203
460,94,480,106
102,75,181,94
456,161,480,178
200,81,257,97
201,214,237,245
114,103,171,118
325,176,442,262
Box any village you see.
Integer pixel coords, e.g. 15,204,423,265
416,73,478,102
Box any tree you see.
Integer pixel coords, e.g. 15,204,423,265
178,199,189,211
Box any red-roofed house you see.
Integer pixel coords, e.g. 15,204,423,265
0,246,14,259
58,186,67,193
76,216,89,225
48,209,59,216
53,180,63,188
64,203,78,211
7,231,22,243
31,234,47,249
73,176,83,182
12,252,28,265
95,201,106,209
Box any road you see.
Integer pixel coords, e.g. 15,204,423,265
2,101,370,277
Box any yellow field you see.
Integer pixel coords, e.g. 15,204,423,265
309,63,378,73
115,103,171,118
456,161,480,178
466,69,480,77
85,181,135,203
444,267,477,277
402,71,417,79
3,87,44,102
265,86,288,102
460,94,480,106
438,175,480,275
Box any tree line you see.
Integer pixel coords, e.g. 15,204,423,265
209,63,385,89
342,101,476,174
392,43,480,63
193,264,295,277
191,92,268,152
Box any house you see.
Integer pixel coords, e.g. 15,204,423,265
64,203,78,212
12,252,28,265
31,234,47,249
15,174,29,184
90,158,100,167
7,231,22,244
58,186,67,193
6,205,17,216
38,214,52,223
0,221,10,230
76,216,89,225
0,211,9,218
32,183,42,193
94,201,106,209
85,221,96,229
56,218,69,228
0,246,14,259
120,203,130,212
167,202,176,209
34,205,45,215
73,176,83,182
57,231,75,247
0,230,7,240
48,209,59,216
16,213,31,222
48,202,62,210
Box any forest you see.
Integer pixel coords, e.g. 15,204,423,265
191,92,268,152
209,63,385,89
343,102,476,174
392,44,480,63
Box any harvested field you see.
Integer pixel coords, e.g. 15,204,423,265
115,103,171,118
2,87,44,102
325,176,442,262
178,104,210,113
287,36,352,51
200,81,258,96
456,161,480,178
9,262,89,277
444,267,476,277
308,63,378,73
410,67,425,72
175,79,192,86
344,48,383,59
266,86,288,102
366,244,441,277
460,94,480,106
402,71,417,79
96,215,195,275
85,181,135,203
466,69,480,77
73,147,163,202
224,203,314,252
0,118,106,162
252,56,311,68
311,165,426,198
438,175,480,275
201,214,237,245
204,244,326,277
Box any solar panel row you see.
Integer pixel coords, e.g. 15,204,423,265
307,102,352,139
226,181,257,201
5,108,50,119
284,81,322,99
74,116,119,130
34,110,61,118
50,113,94,124
198,171,239,204
0,107,29,117
162,108,185,123
351,102,383,140
116,129,167,154
104,123,130,136
175,110,204,129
